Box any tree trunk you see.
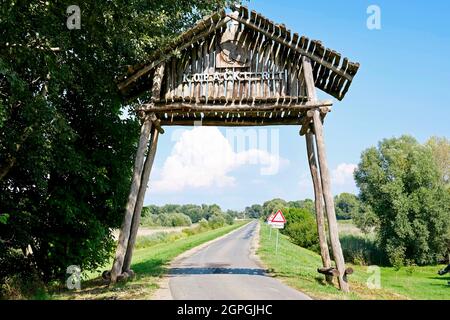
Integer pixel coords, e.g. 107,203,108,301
312,109,349,292
110,120,153,283
306,132,333,284
122,127,159,273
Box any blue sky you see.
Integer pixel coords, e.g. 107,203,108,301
144,0,450,211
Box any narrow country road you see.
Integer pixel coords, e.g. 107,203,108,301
164,220,311,300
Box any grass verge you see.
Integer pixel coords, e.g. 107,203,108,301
258,222,449,300
52,221,249,300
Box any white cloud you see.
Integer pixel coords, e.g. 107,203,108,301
151,127,289,192
298,163,358,196
331,163,358,186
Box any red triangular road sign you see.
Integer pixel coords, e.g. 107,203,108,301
270,210,286,223
267,212,275,222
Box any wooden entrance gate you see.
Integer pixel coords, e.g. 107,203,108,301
110,5,360,293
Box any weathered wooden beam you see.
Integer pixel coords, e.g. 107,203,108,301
318,267,339,277
110,118,152,283
151,63,165,102
158,118,303,127
302,53,333,284
138,100,333,113
299,114,312,136
312,109,349,293
302,56,316,101
308,132,333,284
148,112,165,134
122,127,159,273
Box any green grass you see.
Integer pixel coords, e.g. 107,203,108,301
258,222,449,300
53,221,249,300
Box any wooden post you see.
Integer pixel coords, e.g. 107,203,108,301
312,109,349,293
110,118,152,283
122,127,159,273
110,63,165,283
306,132,333,284
302,56,333,284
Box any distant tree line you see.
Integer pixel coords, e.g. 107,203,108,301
140,204,240,228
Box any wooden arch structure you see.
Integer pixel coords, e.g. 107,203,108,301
110,5,360,292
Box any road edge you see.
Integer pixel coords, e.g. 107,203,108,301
151,220,253,300
255,221,314,300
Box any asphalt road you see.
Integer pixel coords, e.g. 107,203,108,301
167,220,311,300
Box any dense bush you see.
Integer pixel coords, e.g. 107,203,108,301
281,208,319,252
158,213,192,227
224,213,235,225
208,214,226,228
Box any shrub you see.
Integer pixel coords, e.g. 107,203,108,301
155,213,192,227
199,218,209,230
224,214,235,225
208,214,226,229
281,208,319,252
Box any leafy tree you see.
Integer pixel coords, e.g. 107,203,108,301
180,204,204,223
0,0,231,288
225,209,240,218
351,204,379,234
208,213,226,228
141,205,160,217
202,204,222,220
160,204,181,215
223,213,235,225
354,135,450,266
281,208,319,252
262,198,287,217
244,204,263,219
426,137,450,188
287,199,315,215
156,213,192,227
334,193,360,220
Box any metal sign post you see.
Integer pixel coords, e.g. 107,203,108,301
267,213,275,240
275,229,279,255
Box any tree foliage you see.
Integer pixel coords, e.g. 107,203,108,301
334,193,360,220
243,204,263,219
0,0,231,287
140,203,239,227
354,135,450,266
262,198,287,217
281,208,319,252
426,136,450,188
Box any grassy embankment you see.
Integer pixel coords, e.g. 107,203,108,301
53,220,249,300
258,221,449,300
